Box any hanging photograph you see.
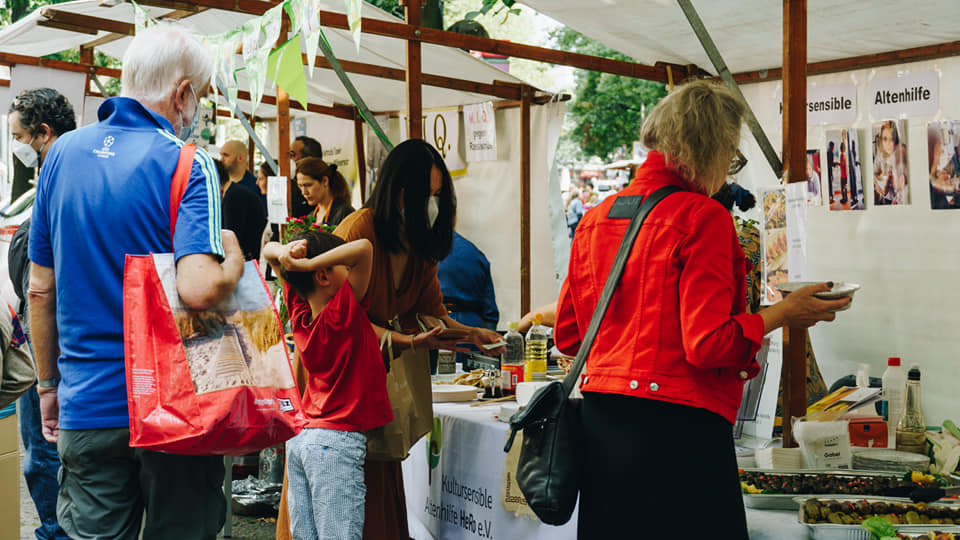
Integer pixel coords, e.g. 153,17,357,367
825,128,865,211
761,187,787,304
806,149,822,205
872,119,910,205
928,120,960,209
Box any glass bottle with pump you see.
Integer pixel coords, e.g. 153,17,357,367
501,322,525,393
895,366,927,455
524,314,549,382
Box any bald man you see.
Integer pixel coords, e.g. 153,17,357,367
219,139,264,206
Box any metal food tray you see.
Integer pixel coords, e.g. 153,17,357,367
797,496,960,540
741,468,916,510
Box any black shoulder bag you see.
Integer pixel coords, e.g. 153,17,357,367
503,185,680,525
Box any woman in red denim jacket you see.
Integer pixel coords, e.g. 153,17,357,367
554,80,848,538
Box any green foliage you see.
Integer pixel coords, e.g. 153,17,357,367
43,49,123,96
552,27,667,161
464,0,517,21
0,0,72,24
364,0,404,18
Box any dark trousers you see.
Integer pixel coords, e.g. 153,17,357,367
57,428,225,540
19,385,70,540
578,392,748,539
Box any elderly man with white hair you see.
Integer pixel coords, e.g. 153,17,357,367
28,23,243,540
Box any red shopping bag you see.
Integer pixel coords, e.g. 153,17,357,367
123,145,305,456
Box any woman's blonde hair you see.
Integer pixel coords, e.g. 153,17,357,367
640,80,745,191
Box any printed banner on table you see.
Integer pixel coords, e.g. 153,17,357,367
776,83,858,125
824,128,866,211
871,119,910,205
464,102,498,162
870,71,939,118
267,176,288,224
403,406,577,540
761,187,787,305
928,120,960,209
401,108,467,176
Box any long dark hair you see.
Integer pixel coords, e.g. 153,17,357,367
365,139,455,261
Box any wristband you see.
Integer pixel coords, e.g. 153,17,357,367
37,377,60,388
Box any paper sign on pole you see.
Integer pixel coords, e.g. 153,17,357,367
785,182,808,282
870,71,939,118
400,108,466,176
463,102,497,162
267,176,288,224
775,83,857,125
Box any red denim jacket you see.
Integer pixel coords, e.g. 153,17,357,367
555,151,764,423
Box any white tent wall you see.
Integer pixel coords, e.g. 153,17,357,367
734,56,960,425
451,102,566,328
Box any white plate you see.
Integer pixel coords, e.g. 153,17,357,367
776,281,861,311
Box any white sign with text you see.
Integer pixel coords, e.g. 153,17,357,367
401,108,467,176
463,102,498,162
267,176,288,224
870,71,939,118
776,83,857,125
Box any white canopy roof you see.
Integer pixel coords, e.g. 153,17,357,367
522,0,960,76
0,0,530,116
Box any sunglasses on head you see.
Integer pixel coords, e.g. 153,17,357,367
728,149,747,176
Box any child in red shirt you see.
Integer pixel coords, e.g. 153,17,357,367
263,231,392,540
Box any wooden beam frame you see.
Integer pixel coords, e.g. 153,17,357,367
0,52,121,78
134,0,674,83
40,8,135,36
735,39,960,84
404,0,423,139
780,0,808,450
520,85,532,316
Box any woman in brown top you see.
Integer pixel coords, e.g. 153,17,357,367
340,139,502,539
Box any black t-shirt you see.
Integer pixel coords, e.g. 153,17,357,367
222,183,268,261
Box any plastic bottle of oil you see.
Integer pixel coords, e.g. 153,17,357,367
524,314,549,382
895,366,927,455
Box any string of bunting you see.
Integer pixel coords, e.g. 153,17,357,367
130,0,392,149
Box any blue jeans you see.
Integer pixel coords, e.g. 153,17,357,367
19,385,70,540
286,428,367,540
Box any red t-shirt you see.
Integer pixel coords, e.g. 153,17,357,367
284,282,393,432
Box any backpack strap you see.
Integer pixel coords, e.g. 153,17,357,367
169,144,197,249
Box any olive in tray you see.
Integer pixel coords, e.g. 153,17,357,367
740,470,940,496
802,498,960,525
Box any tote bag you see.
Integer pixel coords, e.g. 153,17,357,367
124,145,306,455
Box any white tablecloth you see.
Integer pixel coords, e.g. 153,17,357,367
401,401,809,539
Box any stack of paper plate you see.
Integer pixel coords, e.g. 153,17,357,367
431,384,480,402
852,448,930,473
755,447,804,469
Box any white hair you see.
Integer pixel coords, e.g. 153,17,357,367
121,23,213,105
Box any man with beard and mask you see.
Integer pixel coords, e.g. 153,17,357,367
7,87,75,540
28,23,244,540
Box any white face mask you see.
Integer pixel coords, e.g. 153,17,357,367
178,84,200,141
12,136,39,168
427,195,440,228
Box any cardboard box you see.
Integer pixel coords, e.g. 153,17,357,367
0,413,20,540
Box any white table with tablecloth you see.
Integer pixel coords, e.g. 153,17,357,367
401,401,809,539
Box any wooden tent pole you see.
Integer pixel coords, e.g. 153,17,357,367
520,85,532,316
403,0,423,139
781,0,808,449
277,16,292,214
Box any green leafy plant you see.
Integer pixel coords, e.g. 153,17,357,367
281,214,335,243
464,0,519,21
